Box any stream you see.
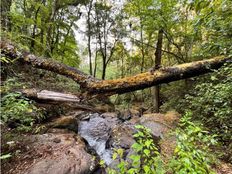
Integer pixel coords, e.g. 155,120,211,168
77,111,167,166
78,113,121,165
3,110,172,174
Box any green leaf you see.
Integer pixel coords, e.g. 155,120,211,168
117,148,124,158
129,154,140,162
132,143,143,152
143,165,150,174
112,152,117,160
0,154,11,160
144,149,150,156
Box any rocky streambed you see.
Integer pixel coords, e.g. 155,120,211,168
2,110,179,174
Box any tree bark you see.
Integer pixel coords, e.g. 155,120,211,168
22,89,81,102
21,89,99,112
1,0,12,31
93,43,98,78
152,29,164,113
30,1,44,51
140,19,145,73
87,0,93,75
1,40,231,96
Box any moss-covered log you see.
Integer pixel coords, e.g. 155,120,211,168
0,40,97,87
1,40,231,96
86,56,231,95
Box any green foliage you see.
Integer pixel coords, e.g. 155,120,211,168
190,0,232,56
6,0,81,67
160,81,189,112
0,56,14,64
169,112,217,174
107,125,164,174
0,78,22,93
0,92,44,132
182,63,232,144
0,153,12,160
106,121,217,174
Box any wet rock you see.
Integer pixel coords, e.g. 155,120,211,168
48,115,78,133
118,109,142,121
139,114,167,139
101,112,118,118
24,133,98,174
106,124,136,150
94,104,115,112
78,111,179,167
78,113,120,165
106,123,136,169
79,112,91,121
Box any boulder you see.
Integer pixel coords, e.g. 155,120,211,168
139,113,168,139
101,112,118,118
117,109,141,121
106,123,136,150
48,115,79,133
22,133,98,174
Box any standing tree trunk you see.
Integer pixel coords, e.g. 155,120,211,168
46,0,58,57
87,0,93,75
139,17,145,73
152,29,163,113
31,4,42,51
102,61,107,80
1,0,12,31
93,43,98,78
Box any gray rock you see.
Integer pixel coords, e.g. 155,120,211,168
106,123,136,150
48,115,79,133
78,113,120,165
24,133,98,174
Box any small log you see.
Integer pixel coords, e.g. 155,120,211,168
37,90,80,102
21,89,101,112
22,89,80,102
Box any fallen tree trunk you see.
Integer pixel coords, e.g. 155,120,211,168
22,89,81,102
1,40,231,96
86,57,231,95
21,89,100,112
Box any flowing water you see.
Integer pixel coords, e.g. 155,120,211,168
78,112,166,166
78,113,120,165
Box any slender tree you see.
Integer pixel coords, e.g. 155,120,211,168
152,29,163,112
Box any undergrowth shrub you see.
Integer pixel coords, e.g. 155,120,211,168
105,116,217,174
1,92,44,132
183,63,232,144
169,112,217,174
105,125,164,174
1,78,44,132
161,63,231,162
